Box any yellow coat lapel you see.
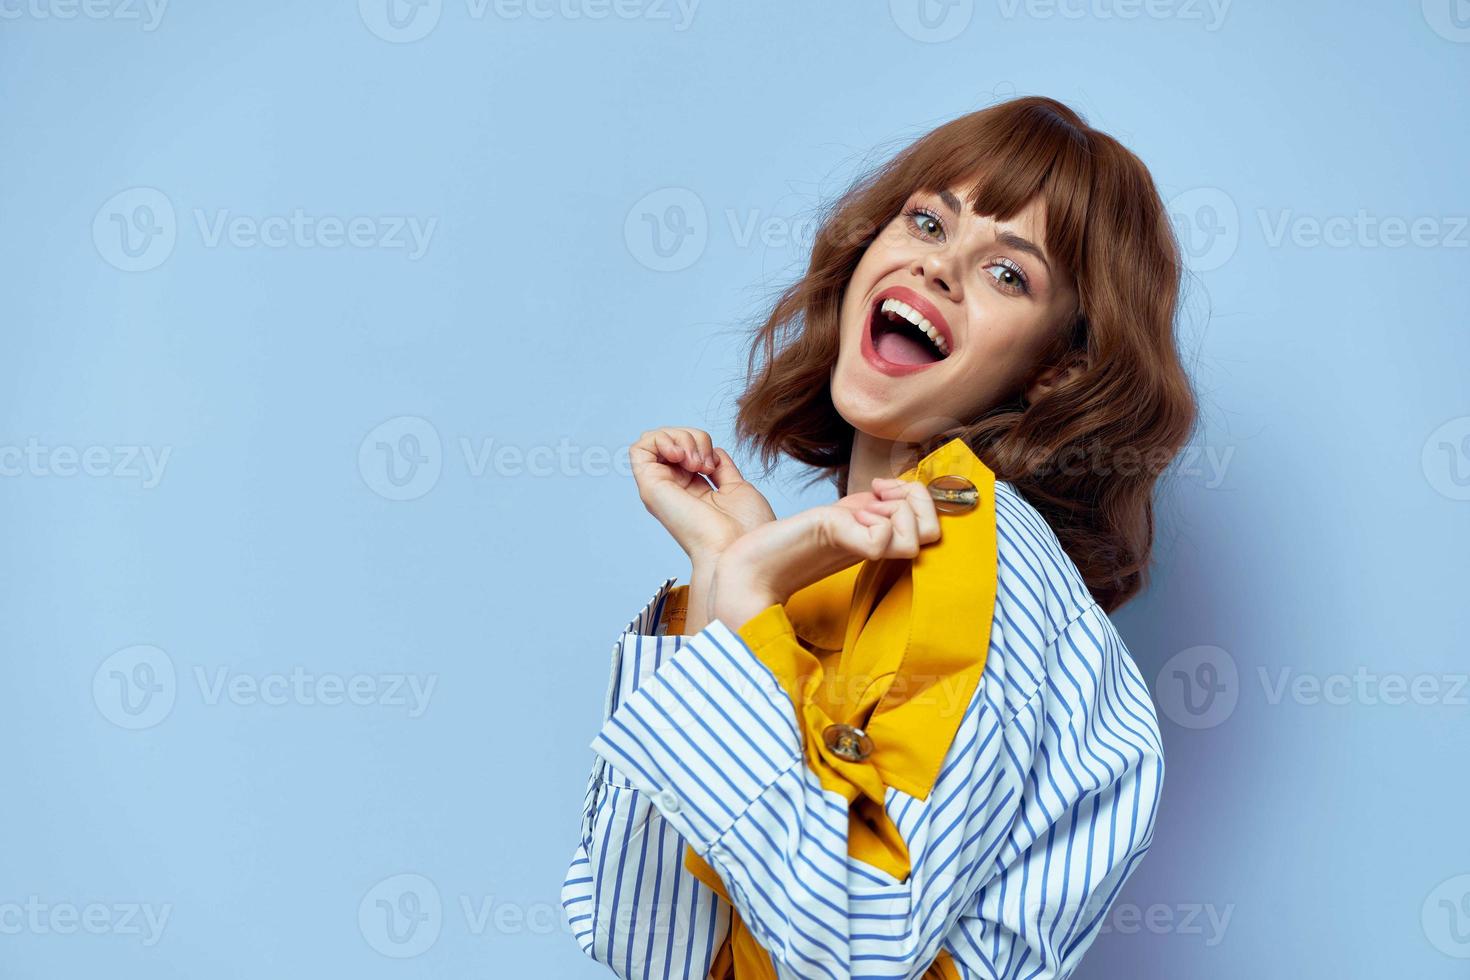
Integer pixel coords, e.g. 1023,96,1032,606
775,435,999,800
859,436,998,800
679,436,998,980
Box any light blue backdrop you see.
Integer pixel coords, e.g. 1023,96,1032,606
2,1,1467,976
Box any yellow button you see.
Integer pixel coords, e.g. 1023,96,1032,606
822,723,874,762
927,473,979,514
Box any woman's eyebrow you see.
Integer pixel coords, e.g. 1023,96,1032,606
937,189,1054,276
996,230,1053,276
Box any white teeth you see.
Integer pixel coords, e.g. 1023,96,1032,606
879,298,949,356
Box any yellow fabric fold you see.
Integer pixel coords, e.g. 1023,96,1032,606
656,435,998,980
684,594,948,978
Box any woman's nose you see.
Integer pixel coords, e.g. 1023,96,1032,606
910,252,961,301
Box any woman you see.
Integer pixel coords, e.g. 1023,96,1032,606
562,95,1197,979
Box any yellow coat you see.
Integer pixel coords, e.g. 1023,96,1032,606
657,436,998,979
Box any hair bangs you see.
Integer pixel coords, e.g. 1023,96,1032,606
904,102,1094,283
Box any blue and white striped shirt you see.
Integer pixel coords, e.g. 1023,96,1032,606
562,479,1165,979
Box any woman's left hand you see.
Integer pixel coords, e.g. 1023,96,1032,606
705,476,942,630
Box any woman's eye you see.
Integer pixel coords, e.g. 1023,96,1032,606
907,209,944,241
986,261,1030,295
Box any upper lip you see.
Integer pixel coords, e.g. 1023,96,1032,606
869,285,956,357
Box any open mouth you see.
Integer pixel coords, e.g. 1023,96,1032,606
867,293,952,368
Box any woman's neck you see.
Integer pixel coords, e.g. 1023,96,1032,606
846,431,922,498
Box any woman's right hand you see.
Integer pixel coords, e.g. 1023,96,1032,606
706,477,941,629
629,427,777,564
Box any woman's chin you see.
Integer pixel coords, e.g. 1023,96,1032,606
832,401,925,445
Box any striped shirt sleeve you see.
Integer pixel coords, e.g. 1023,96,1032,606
590,600,1164,979
561,577,731,978
944,602,1166,979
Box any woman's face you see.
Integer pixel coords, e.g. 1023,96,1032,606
830,183,1080,444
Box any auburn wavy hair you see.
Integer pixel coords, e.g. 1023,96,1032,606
732,95,1198,613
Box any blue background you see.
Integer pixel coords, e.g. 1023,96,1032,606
2,0,1468,976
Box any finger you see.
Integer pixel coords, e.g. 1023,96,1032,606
685,433,716,474
835,490,879,512
873,479,915,504
652,431,705,487
632,428,662,463
861,495,920,557
665,428,697,469
885,497,920,558
674,428,717,473
836,508,892,560
876,478,940,544
654,439,697,491
665,430,706,474
632,429,677,476
651,430,682,466
707,447,744,488
898,479,941,544
683,429,717,472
